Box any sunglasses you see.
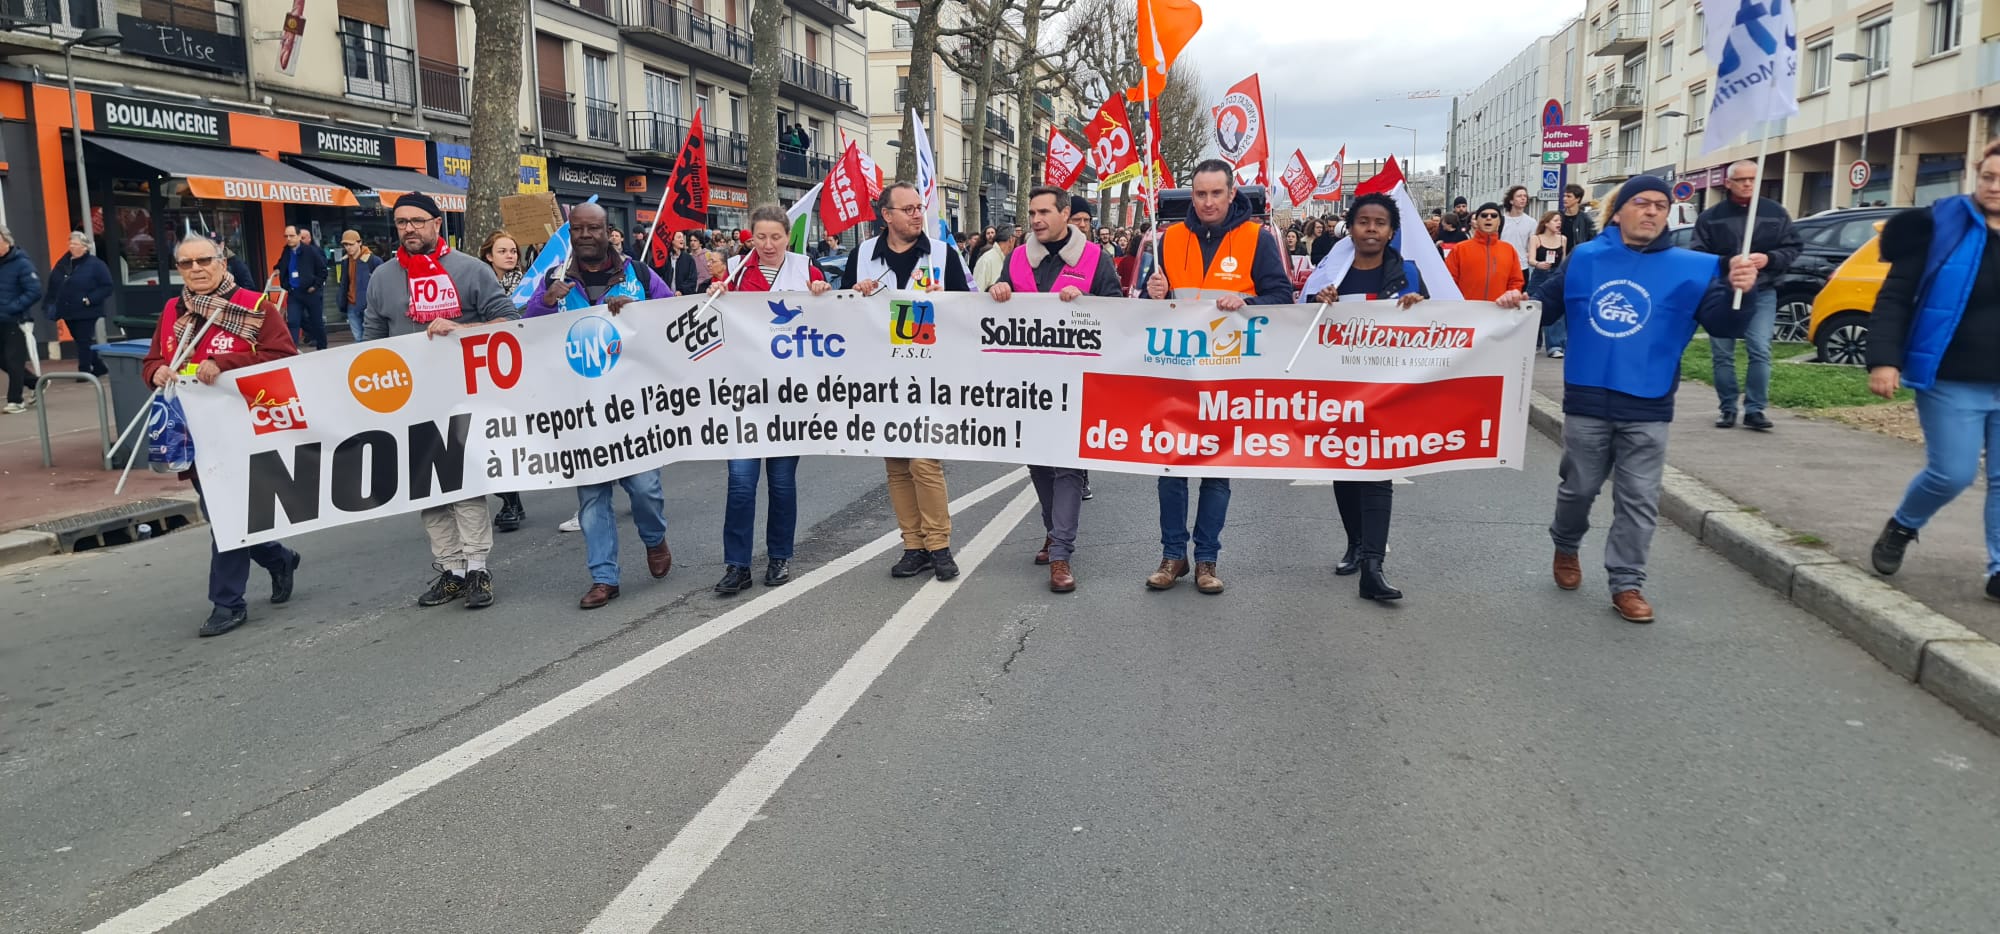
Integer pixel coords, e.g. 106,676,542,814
175,255,220,270
1475,212,1500,219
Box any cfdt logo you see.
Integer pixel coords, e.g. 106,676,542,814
767,301,845,359
1144,315,1268,366
889,299,937,358
348,347,413,413
664,304,723,360
237,368,309,434
566,316,622,377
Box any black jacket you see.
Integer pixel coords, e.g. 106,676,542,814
1171,191,1294,304
276,244,328,294
671,251,699,297
46,252,113,322
1690,197,1802,290
0,248,42,327
1867,207,2000,381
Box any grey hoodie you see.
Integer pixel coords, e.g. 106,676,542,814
363,247,520,340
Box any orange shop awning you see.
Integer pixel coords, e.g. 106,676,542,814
87,136,358,206
294,159,467,213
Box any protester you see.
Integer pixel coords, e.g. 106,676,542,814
1436,209,1467,247
1560,184,1598,249
1497,176,1759,623
142,236,301,636
668,230,700,297
973,224,1017,291
989,186,1125,593
705,205,832,596
275,225,328,351
1310,192,1427,602
1444,202,1524,300
1310,217,1339,264
1863,141,2000,595
609,227,626,258
846,182,974,581
1143,158,1294,594
628,224,651,263
1693,159,1803,431
335,230,382,345
1451,197,1473,238
0,227,40,413
364,193,520,610
46,231,112,377
469,231,533,533
1527,211,1568,358
1067,197,1096,246
1499,185,1536,280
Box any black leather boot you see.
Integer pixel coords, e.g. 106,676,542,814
1358,558,1403,602
1334,542,1361,576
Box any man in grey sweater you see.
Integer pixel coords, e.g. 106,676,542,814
363,192,521,610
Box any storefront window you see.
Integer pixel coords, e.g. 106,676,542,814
158,179,249,288
111,179,159,287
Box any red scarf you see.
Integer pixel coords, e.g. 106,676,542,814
397,241,461,323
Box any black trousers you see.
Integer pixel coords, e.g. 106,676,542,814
194,478,293,612
1334,480,1393,561
1,322,30,404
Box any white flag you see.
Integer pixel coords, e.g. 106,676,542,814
1302,163,1462,302
910,109,938,215
786,182,823,253
1700,0,1800,153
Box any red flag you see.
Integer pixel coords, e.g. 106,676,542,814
1210,74,1268,169
1312,146,1346,201
820,145,876,237
1083,95,1142,186
1045,126,1087,189
1126,0,1203,101
644,108,710,268
1355,156,1406,197
1279,149,1315,205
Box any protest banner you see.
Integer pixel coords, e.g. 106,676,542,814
179,295,1537,547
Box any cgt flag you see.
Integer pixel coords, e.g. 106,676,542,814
1279,149,1316,206
644,107,709,269
1045,126,1087,189
819,144,877,238
1211,74,1269,170
1126,0,1203,101
1084,96,1142,186
1701,0,1799,153
1312,146,1345,201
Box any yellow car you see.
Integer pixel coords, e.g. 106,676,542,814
1807,221,1890,365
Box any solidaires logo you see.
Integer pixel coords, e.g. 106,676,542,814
566,316,622,377
1588,279,1652,339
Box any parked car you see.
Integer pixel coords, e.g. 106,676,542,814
815,250,850,290
1807,221,1892,366
1666,205,1899,343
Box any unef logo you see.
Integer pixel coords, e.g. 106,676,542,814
889,299,937,358
348,348,413,413
236,369,309,434
1144,315,1268,366
768,300,845,359
566,316,622,378
1588,279,1652,339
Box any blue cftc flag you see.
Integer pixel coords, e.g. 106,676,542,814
1701,0,1800,153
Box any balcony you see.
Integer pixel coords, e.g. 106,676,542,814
575,0,613,16
539,88,575,137
1591,84,1644,121
778,148,837,182
625,112,748,172
789,0,851,26
620,0,754,79
1591,14,1650,56
781,51,854,110
1035,92,1054,116
1594,149,1640,182
341,30,417,108
420,58,469,118
585,97,620,144
987,111,1011,140
981,167,1013,190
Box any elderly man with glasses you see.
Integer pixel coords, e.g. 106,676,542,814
1691,160,1803,431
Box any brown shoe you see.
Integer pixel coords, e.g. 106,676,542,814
1612,589,1654,623
1553,551,1583,591
646,541,672,578
1049,559,1076,593
1035,537,1052,566
1195,561,1224,594
1146,558,1189,590
579,583,621,609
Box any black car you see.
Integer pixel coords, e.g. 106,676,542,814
1668,206,1899,343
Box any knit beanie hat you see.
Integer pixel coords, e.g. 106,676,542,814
1609,175,1672,216
393,191,443,218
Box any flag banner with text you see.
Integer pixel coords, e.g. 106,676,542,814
181,296,1536,547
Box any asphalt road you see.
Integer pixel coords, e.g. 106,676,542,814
5,435,2000,934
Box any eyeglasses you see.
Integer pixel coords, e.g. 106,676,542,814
1726,176,1757,184
1475,212,1500,219
176,255,220,270
393,216,437,229
887,205,926,216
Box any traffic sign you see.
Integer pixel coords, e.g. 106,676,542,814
1672,180,1695,202
1542,99,1564,129
1848,160,1871,190
1540,125,1591,164
1541,168,1561,194
1542,151,1566,165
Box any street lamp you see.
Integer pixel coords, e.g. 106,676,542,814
1835,52,1877,208
64,28,122,258
1385,123,1419,171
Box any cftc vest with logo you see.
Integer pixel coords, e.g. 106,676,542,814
1161,221,1262,298
1560,233,1722,400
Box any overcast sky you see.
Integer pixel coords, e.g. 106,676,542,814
1175,1,1582,175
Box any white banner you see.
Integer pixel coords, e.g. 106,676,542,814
181,294,1538,547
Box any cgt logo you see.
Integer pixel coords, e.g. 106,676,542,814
766,301,845,359
1144,315,1268,366
889,299,937,358
348,347,413,414
237,369,309,434
566,316,622,378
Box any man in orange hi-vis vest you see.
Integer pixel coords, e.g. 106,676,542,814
1142,158,1295,596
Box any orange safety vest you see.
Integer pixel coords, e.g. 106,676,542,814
1161,220,1263,297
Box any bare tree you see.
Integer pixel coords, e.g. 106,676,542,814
854,0,948,183
937,0,1016,232
746,0,786,206
1155,61,1207,188
466,0,526,237
1010,0,1085,219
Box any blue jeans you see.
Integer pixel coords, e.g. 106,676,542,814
1894,380,2000,575
346,308,365,343
1158,476,1230,563
1710,288,1776,416
723,457,799,567
577,469,668,586
1527,269,1563,350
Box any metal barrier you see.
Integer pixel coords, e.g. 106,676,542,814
36,372,114,469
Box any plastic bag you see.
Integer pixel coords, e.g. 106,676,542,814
146,389,195,474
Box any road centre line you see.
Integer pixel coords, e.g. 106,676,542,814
580,483,1042,934
84,468,1031,934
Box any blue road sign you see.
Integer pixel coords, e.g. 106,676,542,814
1541,168,1561,193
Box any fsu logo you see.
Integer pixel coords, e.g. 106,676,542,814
236,369,309,434
889,299,937,350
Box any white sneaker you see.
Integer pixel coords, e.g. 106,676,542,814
21,390,35,406
1,402,23,415
558,514,581,533
1549,348,1565,359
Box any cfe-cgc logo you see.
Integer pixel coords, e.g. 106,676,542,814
889,299,938,358
1588,279,1652,339
348,347,413,413
767,300,845,359
664,303,724,360
237,369,309,434
566,316,622,378
1144,315,1268,366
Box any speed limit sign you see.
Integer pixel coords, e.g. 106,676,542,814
1848,160,1871,190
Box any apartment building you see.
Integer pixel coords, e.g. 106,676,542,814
1449,18,1594,213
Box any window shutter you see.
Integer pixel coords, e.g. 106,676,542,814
338,0,392,28
415,0,458,65
536,33,566,92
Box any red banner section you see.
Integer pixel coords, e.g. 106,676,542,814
1077,372,1503,470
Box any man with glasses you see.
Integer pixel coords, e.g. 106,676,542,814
1443,202,1524,300
141,237,302,636
1692,160,1802,430
364,192,522,610
846,182,972,582
1497,176,1759,624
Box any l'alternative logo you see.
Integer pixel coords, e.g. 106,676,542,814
664,303,724,360
1317,318,1475,351
566,315,622,378
1589,279,1652,339
890,299,938,358
768,301,845,359
1144,315,1268,366
979,315,1104,356
237,369,309,434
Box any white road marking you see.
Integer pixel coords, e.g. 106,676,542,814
1289,478,1414,486
82,469,1030,934
580,484,1042,933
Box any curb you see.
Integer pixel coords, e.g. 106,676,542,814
0,493,205,570
1528,391,2000,735
0,528,59,567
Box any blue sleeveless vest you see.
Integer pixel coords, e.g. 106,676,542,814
1560,231,1723,400
1900,196,1986,391
561,258,650,312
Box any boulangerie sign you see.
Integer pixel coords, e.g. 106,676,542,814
178,295,1538,547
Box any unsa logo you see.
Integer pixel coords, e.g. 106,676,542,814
566,315,622,378
1588,279,1652,339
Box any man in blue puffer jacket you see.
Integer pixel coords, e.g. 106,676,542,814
0,227,43,414
1498,175,1757,624
1862,140,2000,597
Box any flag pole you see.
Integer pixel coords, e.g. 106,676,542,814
1138,1,1162,298
1731,122,1771,311
1284,302,1330,373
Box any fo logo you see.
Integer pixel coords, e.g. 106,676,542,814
1588,279,1652,339
236,368,309,434
566,316,622,378
889,299,937,348
348,347,413,413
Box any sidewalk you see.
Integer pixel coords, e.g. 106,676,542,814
0,357,185,533
1531,357,2000,646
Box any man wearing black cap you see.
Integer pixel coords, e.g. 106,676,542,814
1068,196,1096,245
364,192,522,610
1497,176,1759,624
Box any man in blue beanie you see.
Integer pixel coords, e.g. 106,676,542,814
1498,175,1758,623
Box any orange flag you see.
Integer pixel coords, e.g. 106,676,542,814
1126,0,1203,101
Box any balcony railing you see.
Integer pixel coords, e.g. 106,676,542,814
420,57,469,117
539,88,575,137
625,112,748,170
1035,92,1054,115
621,0,754,69
779,148,837,180
987,111,1011,139
585,97,620,143
1591,84,1644,120
981,167,1012,190
1594,149,1640,180
781,51,852,107
341,29,417,108
791,0,851,23
1591,14,1650,56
